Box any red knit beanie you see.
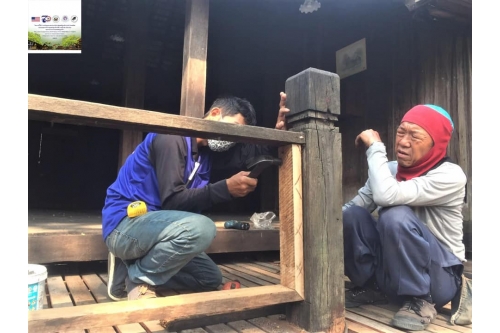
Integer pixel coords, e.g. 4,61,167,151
396,104,454,181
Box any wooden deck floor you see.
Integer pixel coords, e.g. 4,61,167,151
33,257,472,333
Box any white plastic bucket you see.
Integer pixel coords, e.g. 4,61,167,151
28,264,47,311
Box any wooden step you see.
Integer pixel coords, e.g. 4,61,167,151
28,209,280,264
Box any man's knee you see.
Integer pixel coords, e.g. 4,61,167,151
343,205,372,232
378,205,415,236
188,214,217,251
203,267,223,290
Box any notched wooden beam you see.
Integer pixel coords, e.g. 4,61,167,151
28,94,305,146
28,285,303,332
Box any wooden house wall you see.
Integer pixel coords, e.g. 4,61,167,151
300,4,472,252
389,12,472,252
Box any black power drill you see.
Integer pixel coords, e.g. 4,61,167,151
224,220,250,230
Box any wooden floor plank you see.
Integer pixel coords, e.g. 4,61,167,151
204,323,238,333
82,272,146,333
233,262,281,280
225,263,280,284
65,275,96,306
65,276,116,333
346,319,386,333
219,267,259,288
81,273,111,303
219,265,272,286
46,276,85,333
348,306,432,333
226,320,267,333
47,276,73,308
247,316,304,333
250,261,280,273
345,312,408,333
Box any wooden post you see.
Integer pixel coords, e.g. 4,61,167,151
284,68,345,333
180,0,209,118
118,0,147,168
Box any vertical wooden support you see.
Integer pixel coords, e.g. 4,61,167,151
279,144,304,299
180,0,209,118
284,68,345,333
119,0,147,168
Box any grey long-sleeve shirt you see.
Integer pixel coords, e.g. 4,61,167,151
343,142,467,261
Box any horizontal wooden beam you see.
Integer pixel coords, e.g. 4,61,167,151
28,94,305,146
28,285,303,332
28,228,280,264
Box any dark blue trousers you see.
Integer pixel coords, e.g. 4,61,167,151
343,205,463,308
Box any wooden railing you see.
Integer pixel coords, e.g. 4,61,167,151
27,67,345,333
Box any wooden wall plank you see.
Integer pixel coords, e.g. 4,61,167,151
180,0,209,118
28,94,305,146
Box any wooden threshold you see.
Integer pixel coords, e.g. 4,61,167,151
28,209,280,263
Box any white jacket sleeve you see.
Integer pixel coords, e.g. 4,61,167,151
367,142,466,207
342,178,377,213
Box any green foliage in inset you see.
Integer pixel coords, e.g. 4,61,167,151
28,31,42,44
61,35,80,48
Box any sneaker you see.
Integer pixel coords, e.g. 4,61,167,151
391,297,437,330
107,252,128,301
126,279,157,301
345,286,389,308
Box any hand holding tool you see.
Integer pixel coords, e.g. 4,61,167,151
245,155,282,179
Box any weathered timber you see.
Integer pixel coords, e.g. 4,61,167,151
285,68,345,333
278,144,304,298
28,285,302,332
118,0,147,168
285,67,341,121
28,211,280,263
166,305,284,332
28,94,304,146
180,0,209,118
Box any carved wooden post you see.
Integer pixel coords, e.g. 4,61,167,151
285,68,345,333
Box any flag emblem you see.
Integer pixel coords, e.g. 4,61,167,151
31,17,40,22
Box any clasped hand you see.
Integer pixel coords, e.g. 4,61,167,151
355,129,382,148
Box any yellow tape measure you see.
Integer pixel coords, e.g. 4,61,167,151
127,201,147,218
